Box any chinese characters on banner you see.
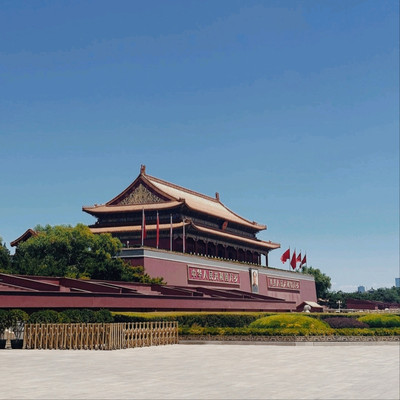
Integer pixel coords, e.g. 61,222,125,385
187,265,240,286
267,277,300,291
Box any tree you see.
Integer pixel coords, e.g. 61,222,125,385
301,266,332,299
0,237,11,272
11,224,163,283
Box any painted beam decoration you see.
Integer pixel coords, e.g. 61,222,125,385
187,265,240,286
267,276,300,291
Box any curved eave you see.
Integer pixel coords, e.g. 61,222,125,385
183,201,266,232
10,229,38,247
83,201,183,216
191,223,280,251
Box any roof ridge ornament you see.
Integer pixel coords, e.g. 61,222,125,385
215,192,220,201
140,164,146,175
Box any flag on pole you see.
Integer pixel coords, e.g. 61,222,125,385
280,248,290,264
300,254,307,268
141,208,146,246
290,249,297,270
296,252,302,263
156,211,160,249
169,213,173,251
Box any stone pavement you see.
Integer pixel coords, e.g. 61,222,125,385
1,343,399,399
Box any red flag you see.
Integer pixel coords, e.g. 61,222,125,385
290,250,297,270
156,211,160,249
296,252,302,262
280,248,290,264
301,254,307,267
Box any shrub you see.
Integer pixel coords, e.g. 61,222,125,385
7,309,29,339
113,312,266,327
333,328,400,336
250,314,329,331
324,317,369,329
28,310,61,323
358,314,400,328
93,309,113,323
176,313,263,327
0,310,8,336
180,326,333,336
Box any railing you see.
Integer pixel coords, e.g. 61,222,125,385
23,321,178,350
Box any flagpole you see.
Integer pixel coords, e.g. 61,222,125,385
156,211,159,249
141,208,144,247
182,218,185,253
170,213,173,251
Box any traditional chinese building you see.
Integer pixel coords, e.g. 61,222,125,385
83,165,279,266
7,166,317,311
82,166,317,307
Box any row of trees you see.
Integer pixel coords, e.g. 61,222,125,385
0,224,163,284
301,266,400,308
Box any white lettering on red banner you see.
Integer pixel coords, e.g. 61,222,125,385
267,277,300,291
187,265,240,286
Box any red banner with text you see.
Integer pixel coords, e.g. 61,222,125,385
187,265,240,286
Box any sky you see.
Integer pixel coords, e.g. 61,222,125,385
0,0,398,292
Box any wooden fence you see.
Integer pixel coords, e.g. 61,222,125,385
23,321,178,350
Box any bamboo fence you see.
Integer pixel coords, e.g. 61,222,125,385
23,321,178,350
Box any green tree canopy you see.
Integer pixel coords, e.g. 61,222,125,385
301,266,332,299
0,237,11,272
327,286,400,308
11,224,163,283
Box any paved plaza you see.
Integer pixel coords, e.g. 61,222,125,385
1,343,399,399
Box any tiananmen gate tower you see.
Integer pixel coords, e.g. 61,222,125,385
4,166,317,312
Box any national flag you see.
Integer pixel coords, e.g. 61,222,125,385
296,252,302,263
290,249,297,270
156,211,160,249
280,248,290,264
301,254,307,267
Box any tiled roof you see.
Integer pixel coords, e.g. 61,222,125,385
89,220,279,251
144,173,266,231
83,201,182,215
190,222,280,250
10,228,37,247
83,166,267,231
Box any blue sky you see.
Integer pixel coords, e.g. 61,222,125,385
1,0,398,291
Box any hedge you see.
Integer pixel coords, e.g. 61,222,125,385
358,314,400,328
179,326,400,337
113,312,268,327
249,314,330,331
323,317,369,329
2,309,400,338
27,309,113,324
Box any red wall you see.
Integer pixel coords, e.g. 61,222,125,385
128,254,317,305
